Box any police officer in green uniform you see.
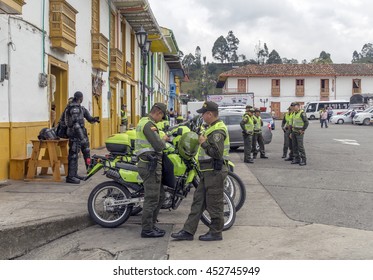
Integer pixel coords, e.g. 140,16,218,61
171,101,230,241
135,103,169,238
290,102,309,166
252,109,268,159
120,104,128,130
282,104,294,160
240,105,255,163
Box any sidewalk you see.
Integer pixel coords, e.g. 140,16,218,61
0,148,108,259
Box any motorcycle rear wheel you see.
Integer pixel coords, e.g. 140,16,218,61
200,191,236,231
225,171,246,212
88,181,133,228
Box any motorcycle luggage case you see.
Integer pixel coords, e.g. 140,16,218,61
105,133,131,153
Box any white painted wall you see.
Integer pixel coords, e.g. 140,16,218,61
225,75,373,112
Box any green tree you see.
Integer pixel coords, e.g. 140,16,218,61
226,31,240,62
310,51,333,64
282,58,299,64
255,41,269,64
182,53,195,75
267,49,283,64
212,35,229,63
352,43,373,63
195,46,202,69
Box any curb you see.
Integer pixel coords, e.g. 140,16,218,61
0,214,94,259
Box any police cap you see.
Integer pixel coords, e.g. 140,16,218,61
152,103,167,116
291,102,300,106
254,108,261,112
196,101,219,114
245,105,253,110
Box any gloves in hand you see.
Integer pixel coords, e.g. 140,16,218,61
94,117,100,123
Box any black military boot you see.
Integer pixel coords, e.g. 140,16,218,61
171,230,194,240
244,158,254,164
282,153,287,158
284,157,294,161
199,231,222,241
66,176,80,184
260,154,268,159
75,174,86,181
291,159,300,164
141,229,165,238
299,159,307,166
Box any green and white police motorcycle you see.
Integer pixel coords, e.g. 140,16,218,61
86,130,236,230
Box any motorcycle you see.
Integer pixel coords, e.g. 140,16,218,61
86,131,236,230
99,119,246,212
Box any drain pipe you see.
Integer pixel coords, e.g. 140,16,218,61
7,16,15,160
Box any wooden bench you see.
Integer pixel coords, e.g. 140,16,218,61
9,157,30,180
25,139,69,182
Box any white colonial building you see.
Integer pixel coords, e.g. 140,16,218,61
217,64,373,117
0,0,183,181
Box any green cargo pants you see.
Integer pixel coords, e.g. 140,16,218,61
137,158,165,231
243,132,253,162
183,167,228,235
292,131,306,161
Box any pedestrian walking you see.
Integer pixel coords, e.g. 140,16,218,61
64,91,100,184
135,103,169,238
320,108,328,128
120,104,128,131
240,106,255,163
171,101,229,241
282,105,294,159
252,109,268,159
290,102,309,166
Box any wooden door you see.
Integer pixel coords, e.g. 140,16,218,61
237,79,246,93
271,101,280,119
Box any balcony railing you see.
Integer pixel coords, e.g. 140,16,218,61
271,87,280,97
92,33,109,72
320,88,329,98
110,48,123,81
0,0,26,14
222,88,248,94
296,86,304,97
49,0,78,54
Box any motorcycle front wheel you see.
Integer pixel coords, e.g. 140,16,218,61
88,181,133,228
200,191,236,231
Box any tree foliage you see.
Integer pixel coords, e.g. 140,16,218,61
255,42,269,64
310,51,333,64
226,30,240,62
195,46,202,68
267,49,282,64
212,35,229,63
282,58,299,64
352,43,373,63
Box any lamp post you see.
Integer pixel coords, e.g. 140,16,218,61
260,98,268,107
136,26,151,117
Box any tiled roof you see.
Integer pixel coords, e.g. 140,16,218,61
219,64,373,79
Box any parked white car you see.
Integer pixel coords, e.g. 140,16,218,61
353,107,373,125
330,110,363,124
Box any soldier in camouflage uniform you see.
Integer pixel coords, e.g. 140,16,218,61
171,101,230,241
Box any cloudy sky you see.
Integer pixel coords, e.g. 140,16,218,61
148,0,373,63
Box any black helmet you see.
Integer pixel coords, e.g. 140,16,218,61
74,91,83,101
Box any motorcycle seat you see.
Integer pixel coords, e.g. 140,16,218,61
116,162,138,172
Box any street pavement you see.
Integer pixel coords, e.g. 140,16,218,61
1,121,373,259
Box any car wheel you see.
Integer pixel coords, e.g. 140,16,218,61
363,118,370,125
337,119,344,124
310,115,315,120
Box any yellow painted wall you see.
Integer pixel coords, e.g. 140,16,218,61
0,121,48,181
0,124,10,181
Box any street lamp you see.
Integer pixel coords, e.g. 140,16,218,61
136,26,151,117
260,98,268,107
